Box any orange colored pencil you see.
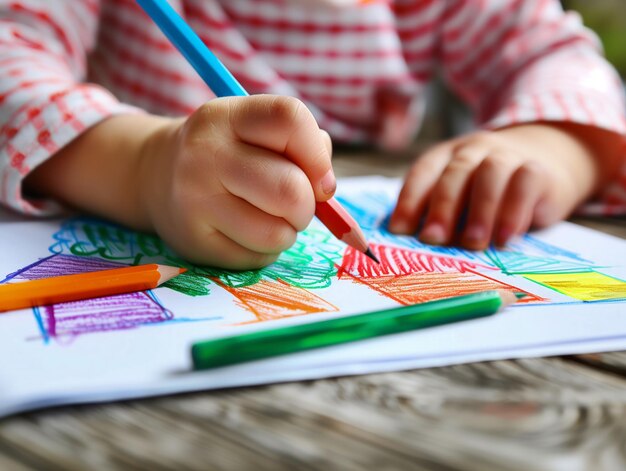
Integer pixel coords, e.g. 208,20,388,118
0,264,186,313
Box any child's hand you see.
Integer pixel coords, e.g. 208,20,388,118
140,95,335,269
388,124,619,250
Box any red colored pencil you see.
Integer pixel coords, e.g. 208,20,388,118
316,199,379,263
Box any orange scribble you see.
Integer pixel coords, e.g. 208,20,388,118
213,279,338,323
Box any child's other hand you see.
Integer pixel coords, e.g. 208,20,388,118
388,124,618,250
140,95,334,269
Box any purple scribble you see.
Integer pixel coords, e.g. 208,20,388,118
3,253,126,281
41,291,173,339
5,254,172,341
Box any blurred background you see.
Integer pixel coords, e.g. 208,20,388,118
563,0,626,77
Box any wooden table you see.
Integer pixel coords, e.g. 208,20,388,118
1,150,625,471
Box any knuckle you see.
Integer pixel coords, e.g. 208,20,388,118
462,130,493,147
192,102,213,124
194,101,221,128
448,150,480,171
184,102,227,143
180,114,202,142
292,204,315,232
476,152,517,179
410,154,443,177
267,95,306,125
275,166,310,208
477,154,502,172
259,222,297,253
518,160,544,179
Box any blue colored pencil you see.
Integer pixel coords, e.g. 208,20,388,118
135,0,378,262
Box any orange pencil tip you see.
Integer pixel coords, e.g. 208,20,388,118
179,267,188,274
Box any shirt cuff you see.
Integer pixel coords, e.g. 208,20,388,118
0,84,143,216
483,89,626,136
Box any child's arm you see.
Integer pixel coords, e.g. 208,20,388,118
0,1,142,214
1,3,334,269
24,96,335,269
389,0,626,248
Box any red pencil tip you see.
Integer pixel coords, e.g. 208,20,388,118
179,267,187,274
364,247,380,264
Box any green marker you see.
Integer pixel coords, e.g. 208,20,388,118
191,290,523,370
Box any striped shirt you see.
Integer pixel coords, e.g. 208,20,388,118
1,0,625,215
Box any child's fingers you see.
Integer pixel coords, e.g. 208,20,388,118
494,162,547,246
227,95,335,202
206,193,298,255
388,143,451,234
171,225,278,270
419,144,486,245
201,231,279,270
532,190,567,228
461,153,519,250
218,141,315,231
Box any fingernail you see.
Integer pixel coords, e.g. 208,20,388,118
463,224,486,246
321,169,336,196
420,223,446,245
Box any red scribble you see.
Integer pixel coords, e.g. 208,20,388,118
338,243,495,278
339,244,541,305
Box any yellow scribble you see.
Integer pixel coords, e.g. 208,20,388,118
523,272,626,301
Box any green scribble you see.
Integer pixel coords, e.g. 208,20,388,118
52,217,171,266
162,271,211,296
203,227,344,289
50,218,345,297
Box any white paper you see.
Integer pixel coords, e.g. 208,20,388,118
1,176,625,417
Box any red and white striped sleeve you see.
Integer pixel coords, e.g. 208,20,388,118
0,0,141,215
438,0,626,214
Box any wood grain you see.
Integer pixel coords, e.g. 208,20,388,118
1,355,626,471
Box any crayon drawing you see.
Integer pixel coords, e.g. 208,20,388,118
522,272,626,301
2,254,172,342
1,180,625,345
338,244,541,305
1,177,626,418
337,190,626,303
